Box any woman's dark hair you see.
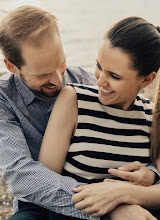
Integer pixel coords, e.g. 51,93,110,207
150,76,160,163
104,17,160,76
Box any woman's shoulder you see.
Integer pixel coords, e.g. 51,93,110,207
135,94,153,114
136,94,153,106
67,83,99,96
59,85,77,101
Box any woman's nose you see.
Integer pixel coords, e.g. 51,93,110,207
97,72,108,87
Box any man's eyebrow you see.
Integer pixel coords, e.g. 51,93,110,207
34,72,51,77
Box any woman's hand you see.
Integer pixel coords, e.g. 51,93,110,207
107,161,155,186
72,181,132,217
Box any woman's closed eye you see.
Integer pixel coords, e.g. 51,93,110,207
96,60,122,80
109,72,121,80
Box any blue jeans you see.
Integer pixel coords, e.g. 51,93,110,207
8,201,49,220
8,201,160,220
8,201,80,220
49,211,80,219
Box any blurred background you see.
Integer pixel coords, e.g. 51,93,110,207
0,0,160,219
1,0,160,74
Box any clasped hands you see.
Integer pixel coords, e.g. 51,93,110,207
72,161,157,219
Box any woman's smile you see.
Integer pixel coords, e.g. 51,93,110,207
100,87,115,95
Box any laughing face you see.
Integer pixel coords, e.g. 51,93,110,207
95,40,146,110
16,33,67,104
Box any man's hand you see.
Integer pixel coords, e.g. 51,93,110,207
109,204,157,220
107,161,155,186
72,181,130,217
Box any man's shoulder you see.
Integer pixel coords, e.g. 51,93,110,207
0,72,13,87
0,73,16,97
0,72,13,81
66,66,89,74
64,66,96,86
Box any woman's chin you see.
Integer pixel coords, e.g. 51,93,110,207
98,96,112,106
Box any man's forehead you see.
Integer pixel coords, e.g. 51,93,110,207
20,41,65,75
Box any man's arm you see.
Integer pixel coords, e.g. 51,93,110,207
0,100,98,220
146,163,160,184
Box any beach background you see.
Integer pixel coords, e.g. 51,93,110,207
0,0,160,219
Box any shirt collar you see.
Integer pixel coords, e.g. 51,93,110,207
14,74,58,108
14,74,37,106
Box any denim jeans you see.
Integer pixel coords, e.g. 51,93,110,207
49,211,80,220
8,201,49,220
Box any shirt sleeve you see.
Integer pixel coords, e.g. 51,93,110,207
0,99,99,220
146,163,160,184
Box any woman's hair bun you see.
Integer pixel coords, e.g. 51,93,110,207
157,26,160,33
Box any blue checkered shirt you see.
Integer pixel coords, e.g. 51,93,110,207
0,66,99,220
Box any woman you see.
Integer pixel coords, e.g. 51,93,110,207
151,74,160,167
39,17,160,219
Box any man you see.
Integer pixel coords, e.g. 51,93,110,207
0,5,97,220
0,5,158,220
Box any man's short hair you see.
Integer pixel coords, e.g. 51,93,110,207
0,5,59,69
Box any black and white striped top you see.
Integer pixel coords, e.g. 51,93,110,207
62,84,153,183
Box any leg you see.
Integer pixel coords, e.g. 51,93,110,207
49,211,81,220
8,201,49,220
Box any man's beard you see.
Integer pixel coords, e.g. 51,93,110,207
32,87,61,98
19,72,61,98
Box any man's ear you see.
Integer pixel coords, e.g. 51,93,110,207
4,58,18,74
140,72,157,89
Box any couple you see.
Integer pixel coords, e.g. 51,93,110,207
0,5,159,220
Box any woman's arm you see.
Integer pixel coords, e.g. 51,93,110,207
39,86,78,174
107,161,156,186
109,204,157,220
71,180,160,217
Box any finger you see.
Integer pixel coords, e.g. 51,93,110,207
118,161,142,171
72,192,85,203
108,169,136,182
150,217,158,220
72,184,89,192
74,199,90,210
103,178,121,183
148,215,157,220
147,212,158,220
108,168,120,175
91,212,104,217
82,207,97,215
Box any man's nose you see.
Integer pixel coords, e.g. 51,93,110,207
50,71,63,86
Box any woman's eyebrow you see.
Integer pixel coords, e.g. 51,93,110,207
107,70,123,78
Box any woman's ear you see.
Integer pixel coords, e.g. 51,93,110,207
4,58,18,74
140,72,157,88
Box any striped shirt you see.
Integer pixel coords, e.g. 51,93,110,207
0,68,98,220
62,84,153,183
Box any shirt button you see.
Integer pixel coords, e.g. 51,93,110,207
61,209,65,214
